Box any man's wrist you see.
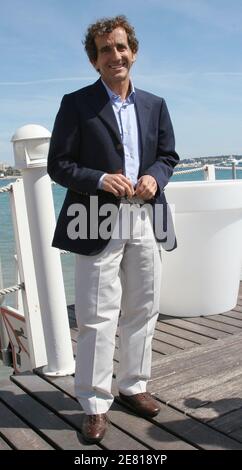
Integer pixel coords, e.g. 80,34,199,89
97,173,107,190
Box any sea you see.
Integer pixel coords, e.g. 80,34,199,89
1,167,242,308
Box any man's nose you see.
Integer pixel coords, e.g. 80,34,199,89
111,47,122,61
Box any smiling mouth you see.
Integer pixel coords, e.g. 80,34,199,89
109,64,125,70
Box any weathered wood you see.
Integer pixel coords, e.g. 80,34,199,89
111,380,242,450
183,316,239,334
160,317,229,339
151,366,242,404
0,435,12,450
151,350,164,364
3,293,242,451
44,370,242,450
0,380,98,450
223,310,242,320
152,338,181,355
151,332,242,380
152,401,242,450
209,407,242,435
154,329,197,349
172,373,242,422
157,317,214,344
206,314,242,329
111,400,196,450
0,400,53,450
12,373,148,450
35,371,194,450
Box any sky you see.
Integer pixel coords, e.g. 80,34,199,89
1,0,242,164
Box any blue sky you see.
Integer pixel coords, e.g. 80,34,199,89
1,0,242,163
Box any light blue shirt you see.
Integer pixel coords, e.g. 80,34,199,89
98,79,141,189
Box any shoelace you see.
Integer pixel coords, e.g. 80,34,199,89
138,393,150,401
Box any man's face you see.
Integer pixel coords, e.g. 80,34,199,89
92,27,136,87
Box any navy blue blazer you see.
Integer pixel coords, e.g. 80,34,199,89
47,78,179,255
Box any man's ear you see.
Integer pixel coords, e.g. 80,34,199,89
90,60,99,72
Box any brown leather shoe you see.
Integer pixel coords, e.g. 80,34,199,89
119,392,161,418
81,413,108,443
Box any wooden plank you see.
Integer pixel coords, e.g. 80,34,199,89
152,338,181,355
0,380,98,450
172,373,242,422
222,311,242,320
209,408,242,443
157,318,214,344
35,368,242,449
151,399,242,450
0,400,53,450
206,314,242,329
111,383,242,450
152,350,164,364
160,317,229,339
110,400,196,450
209,407,242,435
151,332,242,380
12,373,148,450
154,329,198,349
183,316,239,334
35,371,195,450
150,365,242,404
0,434,12,450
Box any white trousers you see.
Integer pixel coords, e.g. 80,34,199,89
74,204,162,414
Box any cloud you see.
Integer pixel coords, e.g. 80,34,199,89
0,76,96,86
1,70,241,87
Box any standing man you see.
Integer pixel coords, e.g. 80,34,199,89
48,15,179,443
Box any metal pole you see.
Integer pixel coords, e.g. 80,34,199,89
232,162,237,180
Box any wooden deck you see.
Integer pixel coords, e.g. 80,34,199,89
1,284,242,451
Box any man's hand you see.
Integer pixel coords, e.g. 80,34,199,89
135,175,157,200
102,174,135,198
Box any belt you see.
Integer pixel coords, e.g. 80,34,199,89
119,196,146,205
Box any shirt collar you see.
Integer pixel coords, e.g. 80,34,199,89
101,79,135,104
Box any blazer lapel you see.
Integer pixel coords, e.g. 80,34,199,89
135,89,152,170
88,79,122,145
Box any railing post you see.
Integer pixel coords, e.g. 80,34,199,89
204,164,216,181
232,162,237,180
9,179,47,368
11,125,75,376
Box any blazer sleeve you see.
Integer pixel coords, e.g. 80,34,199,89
143,99,179,194
47,94,104,194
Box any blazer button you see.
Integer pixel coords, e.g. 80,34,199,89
116,143,123,150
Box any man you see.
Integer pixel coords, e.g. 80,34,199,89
47,15,179,443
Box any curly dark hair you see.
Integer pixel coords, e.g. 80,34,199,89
84,15,139,63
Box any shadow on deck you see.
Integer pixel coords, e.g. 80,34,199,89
1,283,242,450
